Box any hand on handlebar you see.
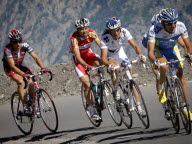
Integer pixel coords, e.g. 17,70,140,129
184,53,192,60
40,68,48,74
108,63,115,71
139,54,146,63
153,59,160,67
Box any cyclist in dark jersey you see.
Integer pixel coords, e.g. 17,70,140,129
2,29,47,114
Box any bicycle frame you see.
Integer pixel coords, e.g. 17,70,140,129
88,65,107,110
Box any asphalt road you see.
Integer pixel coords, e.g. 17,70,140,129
0,83,192,144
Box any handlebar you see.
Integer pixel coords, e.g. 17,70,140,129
23,70,53,89
86,65,105,72
159,58,185,66
110,59,146,80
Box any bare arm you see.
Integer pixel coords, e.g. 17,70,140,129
101,48,110,66
182,37,192,53
128,38,142,55
177,38,187,53
30,51,45,68
94,37,101,47
73,47,89,67
7,59,25,75
148,42,156,62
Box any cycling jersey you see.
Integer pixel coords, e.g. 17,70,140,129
2,42,33,76
70,29,100,54
70,29,100,78
100,28,133,64
148,21,189,49
148,21,188,68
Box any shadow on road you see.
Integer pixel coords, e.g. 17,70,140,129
0,126,188,144
98,127,187,144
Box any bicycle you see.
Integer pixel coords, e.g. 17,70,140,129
112,59,150,129
159,58,191,134
81,65,122,127
11,70,58,135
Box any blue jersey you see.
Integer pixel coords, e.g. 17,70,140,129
148,21,189,49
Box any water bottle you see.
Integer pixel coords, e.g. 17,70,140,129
171,68,176,76
25,93,31,106
92,85,100,103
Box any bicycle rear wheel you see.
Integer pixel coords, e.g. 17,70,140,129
118,84,132,128
38,89,58,133
130,80,150,129
81,84,102,127
165,79,180,134
174,78,191,134
11,92,33,135
103,81,122,126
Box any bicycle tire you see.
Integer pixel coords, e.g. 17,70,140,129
11,92,33,135
81,84,102,127
38,89,58,133
103,81,122,126
130,80,150,129
118,84,133,128
165,79,180,134
174,78,191,134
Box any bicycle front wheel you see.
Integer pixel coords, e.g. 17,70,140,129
118,84,132,129
38,89,58,133
174,78,191,134
130,80,150,129
11,92,33,135
81,84,102,127
103,81,122,126
165,79,180,134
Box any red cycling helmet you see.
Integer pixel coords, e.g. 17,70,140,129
8,29,22,42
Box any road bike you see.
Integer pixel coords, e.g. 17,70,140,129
113,59,150,129
81,65,122,127
159,58,191,134
11,70,58,135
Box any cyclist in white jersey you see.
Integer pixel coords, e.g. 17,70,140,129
147,8,192,120
100,17,146,116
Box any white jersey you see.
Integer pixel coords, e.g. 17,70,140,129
148,21,189,49
100,28,133,63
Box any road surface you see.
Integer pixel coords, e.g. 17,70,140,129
0,83,192,144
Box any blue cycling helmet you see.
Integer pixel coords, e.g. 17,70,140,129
151,14,161,25
159,8,178,21
106,17,121,29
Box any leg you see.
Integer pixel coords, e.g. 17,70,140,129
11,74,26,106
108,58,120,87
79,75,92,106
176,68,188,98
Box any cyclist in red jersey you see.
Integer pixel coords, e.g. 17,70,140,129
70,18,102,121
2,29,47,114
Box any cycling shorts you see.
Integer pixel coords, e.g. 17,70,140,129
155,45,183,68
108,47,130,65
72,51,99,78
3,60,32,77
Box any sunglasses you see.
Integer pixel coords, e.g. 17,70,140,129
164,21,177,26
12,40,22,44
110,27,121,32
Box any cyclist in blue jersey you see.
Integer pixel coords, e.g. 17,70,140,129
147,8,192,120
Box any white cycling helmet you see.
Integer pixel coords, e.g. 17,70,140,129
75,18,90,28
159,8,178,22
106,17,121,30
151,14,161,25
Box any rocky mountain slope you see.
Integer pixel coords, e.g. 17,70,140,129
1,58,192,104
0,0,192,71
